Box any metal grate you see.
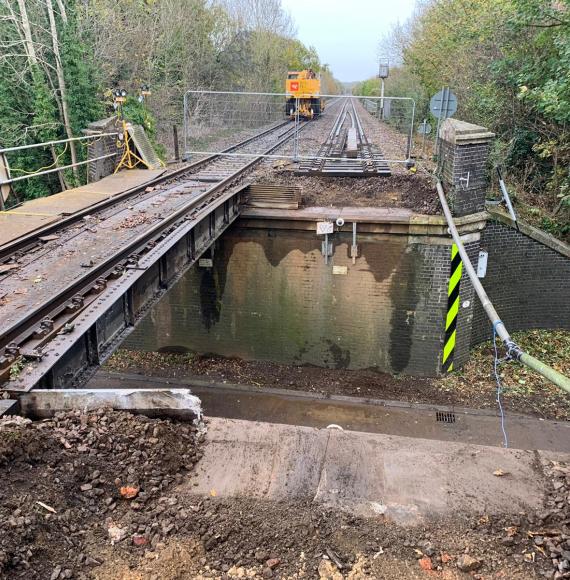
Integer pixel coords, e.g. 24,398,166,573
245,183,301,209
127,124,162,170
436,411,456,424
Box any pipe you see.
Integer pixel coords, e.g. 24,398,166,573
436,180,570,394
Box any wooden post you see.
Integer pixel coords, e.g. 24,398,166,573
173,125,180,162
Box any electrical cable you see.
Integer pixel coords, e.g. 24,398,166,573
492,320,509,448
9,142,69,175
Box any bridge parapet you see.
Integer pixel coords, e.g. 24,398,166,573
439,119,495,217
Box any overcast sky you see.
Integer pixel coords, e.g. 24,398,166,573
281,0,416,82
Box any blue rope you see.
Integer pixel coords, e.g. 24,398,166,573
492,321,509,448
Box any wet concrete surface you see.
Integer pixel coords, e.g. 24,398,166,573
90,371,570,452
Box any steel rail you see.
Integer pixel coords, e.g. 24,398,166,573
0,120,291,262
436,180,570,394
0,121,304,353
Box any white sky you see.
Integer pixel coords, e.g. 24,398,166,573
282,0,417,82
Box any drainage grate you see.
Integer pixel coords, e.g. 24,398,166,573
436,411,456,424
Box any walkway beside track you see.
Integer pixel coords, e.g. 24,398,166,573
0,169,164,246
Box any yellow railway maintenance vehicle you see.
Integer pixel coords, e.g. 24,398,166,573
285,69,324,119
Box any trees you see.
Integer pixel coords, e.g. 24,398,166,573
373,0,569,232
0,0,339,201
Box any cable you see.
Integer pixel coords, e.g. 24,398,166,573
9,142,69,175
492,320,509,448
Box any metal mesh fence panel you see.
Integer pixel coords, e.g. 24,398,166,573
182,91,415,164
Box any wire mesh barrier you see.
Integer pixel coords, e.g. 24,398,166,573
182,91,416,168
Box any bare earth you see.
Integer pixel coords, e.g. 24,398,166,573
2,410,570,579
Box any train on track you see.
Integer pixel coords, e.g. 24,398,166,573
285,69,324,119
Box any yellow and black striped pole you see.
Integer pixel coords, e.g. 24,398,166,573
442,243,463,372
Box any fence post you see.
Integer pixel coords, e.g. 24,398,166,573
0,152,12,210
173,125,180,162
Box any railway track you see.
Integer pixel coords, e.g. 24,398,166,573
0,120,296,264
298,98,391,177
0,119,305,388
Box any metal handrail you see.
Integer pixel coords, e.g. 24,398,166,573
0,133,119,154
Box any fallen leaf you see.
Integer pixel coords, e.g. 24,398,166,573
419,556,433,571
119,486,139,499
210,489,217,497
505,526,518,537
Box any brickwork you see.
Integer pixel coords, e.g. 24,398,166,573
439,119,494,217
124,227,455,376
471,221,570,345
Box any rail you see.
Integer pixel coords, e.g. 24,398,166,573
0,119,305,386
436,180,570,394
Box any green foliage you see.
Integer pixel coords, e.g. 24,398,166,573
121,96,167,160
0,0,339,204
378,0,570,224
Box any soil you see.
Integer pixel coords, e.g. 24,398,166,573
2,410,570,580
105,328,570,422
250,171,439,214
0,409,203,579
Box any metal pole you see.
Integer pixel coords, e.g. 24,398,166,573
173,125,180,162
497,167,519,229
434,86,444,161
380,79,385,120
183,91,188,158
436,180,570,394
406,99,416,162
293,97,300,162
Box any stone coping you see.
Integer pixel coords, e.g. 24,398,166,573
487,208,570,258
239,206,488,237
439,118,495,145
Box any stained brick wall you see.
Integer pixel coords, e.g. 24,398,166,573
471,221,570,345
124,227,456,376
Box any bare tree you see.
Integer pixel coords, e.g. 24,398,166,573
45,0,78,178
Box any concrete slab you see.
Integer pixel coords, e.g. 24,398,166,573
0,212,59,246
18,388,201,421
192,418,326,499
185,417,565,525
0,399,18,417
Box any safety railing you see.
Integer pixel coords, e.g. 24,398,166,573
0,132,120,208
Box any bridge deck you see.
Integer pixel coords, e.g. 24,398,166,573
0,169,164,246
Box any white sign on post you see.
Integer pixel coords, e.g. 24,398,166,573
316,221,334,235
